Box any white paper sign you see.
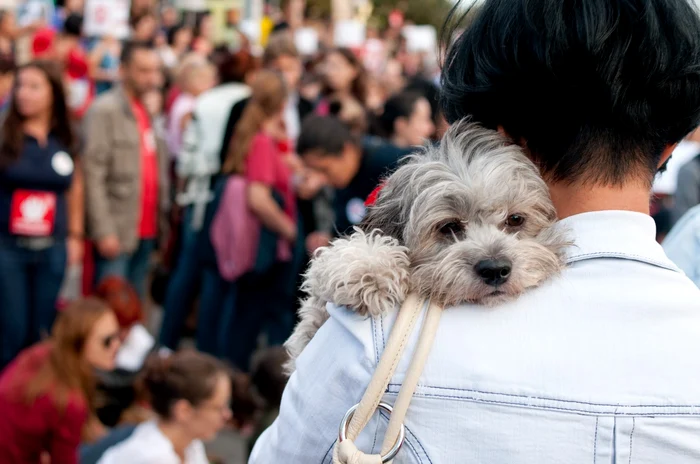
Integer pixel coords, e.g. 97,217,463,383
17,0,53,27
334,20,366,48
295,27,319,56
83,0,131,39
174,0,207,11
0,0,17,11
403,25,438,54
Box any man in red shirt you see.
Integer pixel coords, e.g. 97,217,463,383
83,41,169,301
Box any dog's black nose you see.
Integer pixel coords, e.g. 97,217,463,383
475,259,512,286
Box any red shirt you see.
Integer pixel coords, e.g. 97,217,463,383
131,99,159,239
0,344,88,464
245,132,297,222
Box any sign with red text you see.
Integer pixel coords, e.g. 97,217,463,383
84,0,131,39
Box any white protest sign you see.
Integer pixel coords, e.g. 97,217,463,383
17,0,53,27
0,0,17,11
295,27,318,56
403,25,437,54
83,0,131,39
174,0,207,11
334,20,365,48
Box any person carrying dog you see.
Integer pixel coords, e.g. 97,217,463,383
251,0,700,462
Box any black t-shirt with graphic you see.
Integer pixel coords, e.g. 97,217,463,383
332,137,413,236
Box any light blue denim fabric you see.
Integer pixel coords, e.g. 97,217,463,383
251,211,700,463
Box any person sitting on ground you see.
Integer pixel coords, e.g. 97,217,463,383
97,350,232,464
0,298,121,464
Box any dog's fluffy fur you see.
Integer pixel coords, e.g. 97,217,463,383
284,122,572,374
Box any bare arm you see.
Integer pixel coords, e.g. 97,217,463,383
247,182,297,243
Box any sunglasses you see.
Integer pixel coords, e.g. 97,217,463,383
101,332,120,349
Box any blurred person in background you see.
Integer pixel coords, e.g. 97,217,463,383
221,33,311,164
131,13,158,43
0,54,15,110
670,127,700,223
97,350,232,464
192,13,214,58
159,23,193,71
376,90,435,148
218,70,297,371
84,41,169,301
298,115,411,251
0,60,83,369
166,60,216,162
159,44,256,351
89,35,122,96
318,47,368,117
93,276,156,427
0,298,120,463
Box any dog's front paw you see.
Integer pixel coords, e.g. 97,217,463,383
302,228,410,317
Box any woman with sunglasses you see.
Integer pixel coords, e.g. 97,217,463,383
0,297,121,464
98,350,232,464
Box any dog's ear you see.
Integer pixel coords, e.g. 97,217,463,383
360,163,419,244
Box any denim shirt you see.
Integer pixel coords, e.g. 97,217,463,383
251,211,700,463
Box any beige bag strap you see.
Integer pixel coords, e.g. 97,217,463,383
333,293,442,464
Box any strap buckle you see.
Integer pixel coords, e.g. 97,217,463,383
338,402,405,463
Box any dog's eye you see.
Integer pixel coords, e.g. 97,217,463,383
506,214,525,227
439,221,464,235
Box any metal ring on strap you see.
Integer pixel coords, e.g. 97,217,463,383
338,402,406,463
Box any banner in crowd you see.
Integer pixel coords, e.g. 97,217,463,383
334,20,366,48
17,0,54,28
83,0,131,39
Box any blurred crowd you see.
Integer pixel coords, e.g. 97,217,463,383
0,0,446,462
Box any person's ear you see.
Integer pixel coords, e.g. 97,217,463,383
171,399,194,423
658,143,678,169
394,117,409,137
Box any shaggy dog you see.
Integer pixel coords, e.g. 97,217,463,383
284,122,571,373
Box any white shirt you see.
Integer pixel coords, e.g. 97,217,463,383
251,211,700,463
98,420,209,464
284,93,301,143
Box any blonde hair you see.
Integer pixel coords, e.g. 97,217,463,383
223,70,287,175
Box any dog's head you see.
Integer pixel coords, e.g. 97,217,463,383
361,121,571,307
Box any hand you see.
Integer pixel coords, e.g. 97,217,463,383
67,237,84,267
283,221,298,244
297,169,327,200
97,235,120,260
306,231,331,255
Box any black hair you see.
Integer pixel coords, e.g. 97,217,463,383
297,115,358,157
62,13,83,37
441,0,700,185
405,77,441,123
379,91,425,138
120,40,155,65
166,23,189,47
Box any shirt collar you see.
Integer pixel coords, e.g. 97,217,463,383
560,210,680,272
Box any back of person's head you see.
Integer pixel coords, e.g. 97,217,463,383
378,91,426,138
95,276,143,332
298,114,357,157
222,70,287,174
212,45,257,84
62,13,83,38
262,32,299,67
441,0,700,186
21,298,117,412
142,350,231,428
250,347,289,409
